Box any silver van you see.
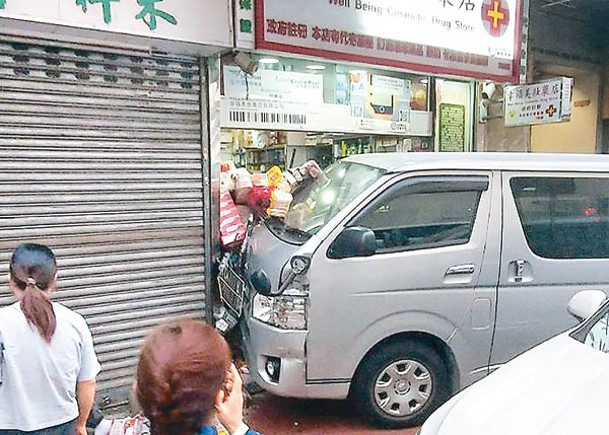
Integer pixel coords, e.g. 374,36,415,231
217,152,609,428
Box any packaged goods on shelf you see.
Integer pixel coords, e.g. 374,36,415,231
267,189,293,218
285,160,325,194
217,160,323,251
219,191,247,249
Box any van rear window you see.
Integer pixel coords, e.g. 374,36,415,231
511,177,609,259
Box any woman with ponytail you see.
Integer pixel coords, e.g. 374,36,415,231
135,319,259,435
0,243,100,435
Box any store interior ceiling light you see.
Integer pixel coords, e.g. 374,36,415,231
258,57,280,64
306,64,326,70
349,69,368,75
420,78,429,84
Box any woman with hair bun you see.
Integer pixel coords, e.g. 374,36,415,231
0,243,100,435
135,319,259,435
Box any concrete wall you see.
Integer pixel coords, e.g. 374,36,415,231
474,84,530,152
531,72,600,153
516,6,604,154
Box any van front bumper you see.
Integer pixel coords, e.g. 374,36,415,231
240,315,349,399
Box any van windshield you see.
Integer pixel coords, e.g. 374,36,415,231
276,160,385,240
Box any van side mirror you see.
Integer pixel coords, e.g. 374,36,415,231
567,290,607,322
328,226,377,259
250,269,272,296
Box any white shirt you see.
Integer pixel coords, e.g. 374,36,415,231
0,302,101,431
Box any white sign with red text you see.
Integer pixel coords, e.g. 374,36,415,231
256,0,521,82
504,77,573,127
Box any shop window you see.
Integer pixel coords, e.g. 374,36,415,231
511,177,609,259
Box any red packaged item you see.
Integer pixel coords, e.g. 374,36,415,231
219,191,247,249
247,184,274,218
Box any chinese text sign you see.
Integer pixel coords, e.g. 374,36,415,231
0,0,231,46
256,0,522,82
504,77,573,127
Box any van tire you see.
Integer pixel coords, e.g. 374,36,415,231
350,341,450,428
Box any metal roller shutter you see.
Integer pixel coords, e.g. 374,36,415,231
0,40,207,407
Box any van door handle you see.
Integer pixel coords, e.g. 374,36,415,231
446,264,476,275
514,259,526,282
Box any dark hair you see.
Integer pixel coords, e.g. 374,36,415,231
136,319,232,435
9,243,58,342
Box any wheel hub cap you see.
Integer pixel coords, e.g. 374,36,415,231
374,359,432,417
394,379,410,394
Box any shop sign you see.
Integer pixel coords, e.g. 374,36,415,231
439,103,466,151
221,66,431,135
256,0,522,83
220,96,433,136
0,0,232,46
504,77,573,127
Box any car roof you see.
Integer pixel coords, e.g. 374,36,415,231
344,152,609,173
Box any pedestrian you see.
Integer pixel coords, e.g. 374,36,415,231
0,243,101,435
135,318,259,435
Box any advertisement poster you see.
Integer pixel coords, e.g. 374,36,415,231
504,77,573,127
256,0,522,82
349,73,411,122
439,103,466,152
221,67,431,136
223,65,324,103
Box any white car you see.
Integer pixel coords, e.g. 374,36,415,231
419,290,609,435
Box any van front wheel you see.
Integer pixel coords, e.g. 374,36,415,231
350,341,450,428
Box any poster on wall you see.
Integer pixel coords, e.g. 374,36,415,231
0,0,232,46
349,72,411,132
256,0,522,83
439,104,466,152
504,77,573,127
223,65,324,103
221,66,431,136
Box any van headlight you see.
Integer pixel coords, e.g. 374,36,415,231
252,286,308,330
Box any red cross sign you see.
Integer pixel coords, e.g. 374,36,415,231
481,0,510,37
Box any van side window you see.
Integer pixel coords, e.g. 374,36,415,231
351,179,484,254
511,177,609,259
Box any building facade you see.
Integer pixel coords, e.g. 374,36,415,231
0,0,231,410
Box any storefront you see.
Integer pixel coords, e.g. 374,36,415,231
220,53,435,170
0,0,231,410
220,0,522,170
